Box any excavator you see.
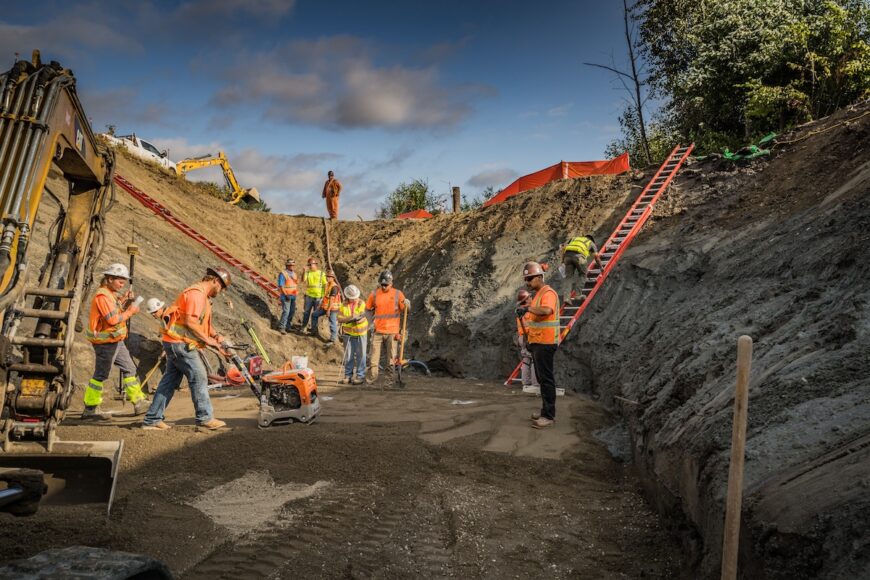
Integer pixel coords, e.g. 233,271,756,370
0,51,123,515
175,150,261,205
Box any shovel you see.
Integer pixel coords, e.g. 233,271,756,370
395,306,409,387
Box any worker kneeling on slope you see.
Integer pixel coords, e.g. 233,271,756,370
366,270,409,383
82,263,148,419
337,284,368,384
517,261,560,429
561,234,603,305
142,267,233,431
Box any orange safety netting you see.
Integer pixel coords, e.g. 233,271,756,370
482,153,630,208
397,208,434,219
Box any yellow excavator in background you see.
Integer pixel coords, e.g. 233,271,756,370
0,51,122,515
175,150,261,205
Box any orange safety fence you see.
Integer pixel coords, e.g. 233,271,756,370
482,152,630,208
397,209,434,220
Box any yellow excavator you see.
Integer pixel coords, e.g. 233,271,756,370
175,150,261,205
0,51,122,515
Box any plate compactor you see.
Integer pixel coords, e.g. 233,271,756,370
211,350,321,427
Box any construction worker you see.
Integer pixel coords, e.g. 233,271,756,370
337,284,368,384
277,259,298,333
517,261,559,429
300,257,327,334
82,263,148,419
515,289,539,389
322,170,342,220
142,267,232,431
312,270,341,343
365,270,409,382
561,235,603,304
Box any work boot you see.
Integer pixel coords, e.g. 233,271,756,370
142,421,172,431
352,377,366,385
80,406,111,420
199,418,227,430
531,417,555,429
338,376,351,385
280,328,287,335
132,399,150,416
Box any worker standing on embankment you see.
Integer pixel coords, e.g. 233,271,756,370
322,170,342,220
337,284,368,384
301,257,327,334
517,261,559,429
311,270,341,343
82,263,148,419
366,270,409,383
277,259,298,334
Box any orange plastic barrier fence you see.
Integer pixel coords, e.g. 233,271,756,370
397,209,434,219
482,152,630,208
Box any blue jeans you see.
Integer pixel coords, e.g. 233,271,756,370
279,296,296,330
301,295,319,330
343,335,367,379
312,309,338,341
144,341,213,425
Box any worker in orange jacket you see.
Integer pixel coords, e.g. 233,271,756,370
277,258,298,333
515,288,539,389
517,261,560,429
82,263,148,419
365,270,409,382
322,170,342,220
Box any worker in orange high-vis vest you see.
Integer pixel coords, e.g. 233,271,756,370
142,267,233,432
277,258,298,333
82,263,148,419
517,261,560,429
322,170,342,219
365,270,409,382
515,288,539,389
312,270,341,343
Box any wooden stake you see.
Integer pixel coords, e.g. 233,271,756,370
721,335,752,580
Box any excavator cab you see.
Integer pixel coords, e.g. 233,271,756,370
0,51,122,513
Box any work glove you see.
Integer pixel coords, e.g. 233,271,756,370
515,306,529,318
403,299,411,308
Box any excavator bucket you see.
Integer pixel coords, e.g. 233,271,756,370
242,187,261,204
0,440,123,514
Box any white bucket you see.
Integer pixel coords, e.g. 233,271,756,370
291,355,308,370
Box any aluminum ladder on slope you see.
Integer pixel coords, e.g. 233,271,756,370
505,144,695,388
113,175,281,302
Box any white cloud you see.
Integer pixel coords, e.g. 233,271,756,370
466,167,518,188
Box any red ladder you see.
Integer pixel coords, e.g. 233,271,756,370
505,144,694,386
113,175,281,301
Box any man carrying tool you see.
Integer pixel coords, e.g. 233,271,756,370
312,270,341,343
366,270,410,383
142,267,233,431
560,234,603,305
517,262,560,429
322,170,342,220
300,257,327,334
277,259,298,333
82,263,149,419
337,284,368,384
515,289,539,390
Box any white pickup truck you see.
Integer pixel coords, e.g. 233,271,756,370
100,132,176,171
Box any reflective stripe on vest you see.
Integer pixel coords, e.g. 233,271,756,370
322,282,341,311
527,286,559,344
304,270,327,298
565,236,593,258
340,301,369,336
280,270,298,296
85,287,128,344
163,285,211,348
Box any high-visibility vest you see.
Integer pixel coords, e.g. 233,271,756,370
162,284,213,349
526,285,559,344
279,270,297,296
304,270,327,298
85,287,128,344
340,301,369,336
565,236,594,259
368,288,403,334
322,281,341,311
516,312,533,337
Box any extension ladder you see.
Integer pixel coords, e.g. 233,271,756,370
505,144,695,387
113,175,281,301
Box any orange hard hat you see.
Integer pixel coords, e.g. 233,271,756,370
522,261,545,279
517,289,531,303
206,266,232,288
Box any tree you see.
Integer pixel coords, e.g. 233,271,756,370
377,179,444,219
461,186,499,211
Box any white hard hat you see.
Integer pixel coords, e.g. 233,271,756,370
145,298,165,314
102,263,130,279
344,285,360,300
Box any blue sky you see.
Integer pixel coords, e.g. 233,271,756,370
2,1,640,217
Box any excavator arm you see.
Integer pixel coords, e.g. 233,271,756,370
0,51,122,513
175,150,260,205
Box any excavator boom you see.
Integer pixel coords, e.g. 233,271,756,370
175,150,260,205
0,51,122,513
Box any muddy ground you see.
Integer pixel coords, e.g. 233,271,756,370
0,378,681,579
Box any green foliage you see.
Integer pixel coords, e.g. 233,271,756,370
377,179,444,219
461,186,498,211
632,0,870,152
